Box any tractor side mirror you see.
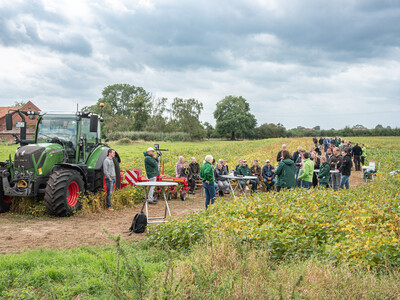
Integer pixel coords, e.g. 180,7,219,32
90,115,98,132
5,113,13,130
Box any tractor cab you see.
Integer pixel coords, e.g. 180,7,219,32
35,113,101,164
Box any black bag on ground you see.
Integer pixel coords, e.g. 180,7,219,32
129,212,147,234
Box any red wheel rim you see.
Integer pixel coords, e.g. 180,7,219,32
67,181,79,207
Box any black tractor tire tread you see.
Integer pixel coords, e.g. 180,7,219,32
44,169,83,217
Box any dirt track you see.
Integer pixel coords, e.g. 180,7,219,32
0,171,366,254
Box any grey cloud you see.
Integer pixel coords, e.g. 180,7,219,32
84,0,400,77
0,2,92,56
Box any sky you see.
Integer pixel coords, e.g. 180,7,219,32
0,0,399,130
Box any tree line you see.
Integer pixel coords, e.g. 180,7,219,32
84,83,400,140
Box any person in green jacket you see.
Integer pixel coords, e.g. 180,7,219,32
298,152,314,189
361,144,367,166
235,159,243,172
200,155,216,209
237,159,257,193
317,156,331,188
144,147,159,204
275,150,296,192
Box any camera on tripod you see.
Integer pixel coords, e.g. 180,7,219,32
154,144,168,159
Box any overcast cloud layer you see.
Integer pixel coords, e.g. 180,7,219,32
0,0,399,129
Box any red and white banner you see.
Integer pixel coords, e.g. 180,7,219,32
125,169,138,184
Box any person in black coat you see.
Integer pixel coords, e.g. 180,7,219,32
276,144,287,162
339,150,352,189
180,161,195,194
262,159,276,192
352,143,362,171
292,146,302,163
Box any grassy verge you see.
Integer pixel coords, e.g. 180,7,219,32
1,237,400,299
0,238,176,299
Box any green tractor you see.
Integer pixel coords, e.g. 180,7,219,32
0,105,121,216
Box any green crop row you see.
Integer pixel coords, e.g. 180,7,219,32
145,138,400,268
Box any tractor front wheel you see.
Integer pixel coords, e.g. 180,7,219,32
45,169,84,217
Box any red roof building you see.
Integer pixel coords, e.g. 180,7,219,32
0,101,41,140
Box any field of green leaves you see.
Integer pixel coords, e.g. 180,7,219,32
1,137,400,298
146,137,400,267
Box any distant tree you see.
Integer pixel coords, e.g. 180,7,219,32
341,126,354,137
146,97,168,132
375,124,384,130
203,122,214,139
386,125,392,130
214,96,257,140
84,83,152,134
313,125,321,131
14,101,27,107
171,98,204,138
131,94,152,131
255,123,286,139
352,124,367,130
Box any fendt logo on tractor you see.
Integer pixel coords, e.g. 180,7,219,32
0,104,121,217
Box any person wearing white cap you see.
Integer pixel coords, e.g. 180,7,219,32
144,147,159,204
262,159,276,192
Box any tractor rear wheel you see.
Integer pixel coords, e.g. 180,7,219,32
0,180,12,213
45,169,84,217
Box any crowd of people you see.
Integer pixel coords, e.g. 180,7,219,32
143,137,368,209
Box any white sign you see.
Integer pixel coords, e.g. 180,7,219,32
16,122,25,128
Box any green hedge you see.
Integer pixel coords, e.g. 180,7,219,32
107,131,192,142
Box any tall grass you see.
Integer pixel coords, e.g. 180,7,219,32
148,235,400,299
2,235,400,299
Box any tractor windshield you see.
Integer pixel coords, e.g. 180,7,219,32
37,114,78,143
36,114,78,162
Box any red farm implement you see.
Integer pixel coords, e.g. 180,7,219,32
120,145,190,201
